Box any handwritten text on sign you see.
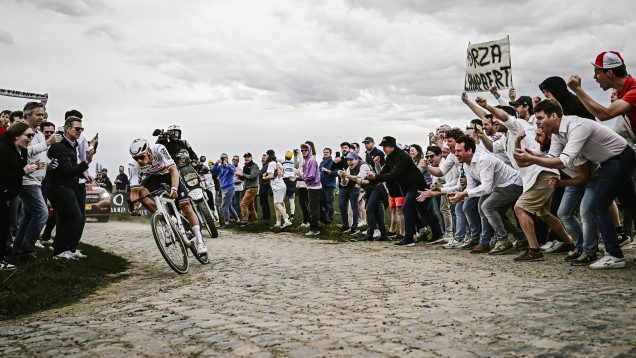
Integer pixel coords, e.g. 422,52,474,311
465,37,512,92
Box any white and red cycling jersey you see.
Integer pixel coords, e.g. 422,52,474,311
128,144,175,187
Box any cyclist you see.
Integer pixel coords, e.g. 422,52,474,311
157,124,198,162
128,138,207,256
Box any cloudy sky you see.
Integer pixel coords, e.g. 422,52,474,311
1,0,634,173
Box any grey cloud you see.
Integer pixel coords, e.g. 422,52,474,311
85,24,124,41
17,0,104,17
0,29,15,45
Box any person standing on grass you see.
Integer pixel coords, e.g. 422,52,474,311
263,153,292,230
292,142,322,236
0,123,40,270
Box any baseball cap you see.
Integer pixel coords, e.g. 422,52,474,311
285,150,293,159
362,136,374,144
345,152,359,160
378,136,397,147
243,152,252,158
509,96,533,112
593,51,625,69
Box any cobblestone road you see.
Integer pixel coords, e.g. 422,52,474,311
2,221,636,357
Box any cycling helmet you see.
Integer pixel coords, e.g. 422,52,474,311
176,149,190,161
129,138,149,156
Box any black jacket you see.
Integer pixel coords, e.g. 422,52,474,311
0,133,27,200
539,77,594,120
373,148,427,194
46,136,89,188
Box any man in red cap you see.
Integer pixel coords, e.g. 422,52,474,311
567,51,636,131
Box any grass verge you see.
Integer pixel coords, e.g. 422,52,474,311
0,243,130,321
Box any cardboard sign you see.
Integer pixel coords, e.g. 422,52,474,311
465,37,512,92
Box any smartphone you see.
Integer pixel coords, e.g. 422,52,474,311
336,151,340,158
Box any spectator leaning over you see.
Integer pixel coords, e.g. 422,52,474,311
213,153,239,226
514,99,636,269
12,102,60,258
368,136,442,247
540,77,595,120
319,148,337,224
236,152,260,226
1,123,40,270
281,151,297,221
231,155,244,220
477,97,575,258
45,117,94,260
115,165,130,192
263,153,292,230
293,141,321,236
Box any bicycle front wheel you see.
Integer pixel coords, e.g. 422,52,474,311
151,212,189,274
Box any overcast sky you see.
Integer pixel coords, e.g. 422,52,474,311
1,0,634,174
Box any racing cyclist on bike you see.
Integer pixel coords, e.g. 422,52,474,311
128,138,208,256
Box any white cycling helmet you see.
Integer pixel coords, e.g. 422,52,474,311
129,138,149,156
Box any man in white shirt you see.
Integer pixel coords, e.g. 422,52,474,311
515,98,636,269
447,136,525,256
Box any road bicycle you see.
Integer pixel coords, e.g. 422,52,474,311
130,186,208,274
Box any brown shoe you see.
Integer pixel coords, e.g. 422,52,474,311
470,243,490,254
514,249,545,261
460,240,479,250
488,240,514,255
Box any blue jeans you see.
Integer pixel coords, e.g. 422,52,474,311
453,199,467,242
463,196,482,243
48,185,83,255
591,147,636,258
580,179,599,255
365,186,387,237
338,187,360,229
13,184,48,254
221,187,239,223
476,195,494,245
403,191,443,241
558,184,586,248
321,187,336,222
232,190,243,219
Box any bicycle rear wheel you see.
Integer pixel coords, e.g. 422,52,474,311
151,212,189,274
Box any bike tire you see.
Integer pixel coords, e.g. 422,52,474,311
151,212,189,274
198,201,219,238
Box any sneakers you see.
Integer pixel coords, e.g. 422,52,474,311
54,251,76,260
281,221,293,229
564,248,582,262
543,241,564,253
460,240,479,250
589,254,626,269
373,229,381,239
394,239,415,247
570,253,598,266
301,223,310,228
0,260,16,271
618,234,632,247
470,243,491,254
547,242,575,254
347,229,360,236
540,240,557,251
358,220,367,228
196,241,208,256
270,224,282,230
513,249,545,261
512,238,529,251
442,240,464,249
488,241,514,255
305,230,320,236
34,241,45,249
340,226,351,233
386,231,397,238
70,250,87,259
427,235,450,245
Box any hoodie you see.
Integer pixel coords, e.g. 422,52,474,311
212,162,236,190
0,132,27,200
297,145,321,189
539,76,594,120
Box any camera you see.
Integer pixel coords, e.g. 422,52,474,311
152,128,174,144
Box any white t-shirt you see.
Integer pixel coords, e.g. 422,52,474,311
268,161,287,191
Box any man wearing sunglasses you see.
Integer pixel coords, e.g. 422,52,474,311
128,138,208,257
45,116,95,260
12,102,61,259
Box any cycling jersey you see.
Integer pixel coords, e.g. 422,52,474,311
129,144,175,187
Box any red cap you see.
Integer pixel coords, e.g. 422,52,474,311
593,51,624,69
